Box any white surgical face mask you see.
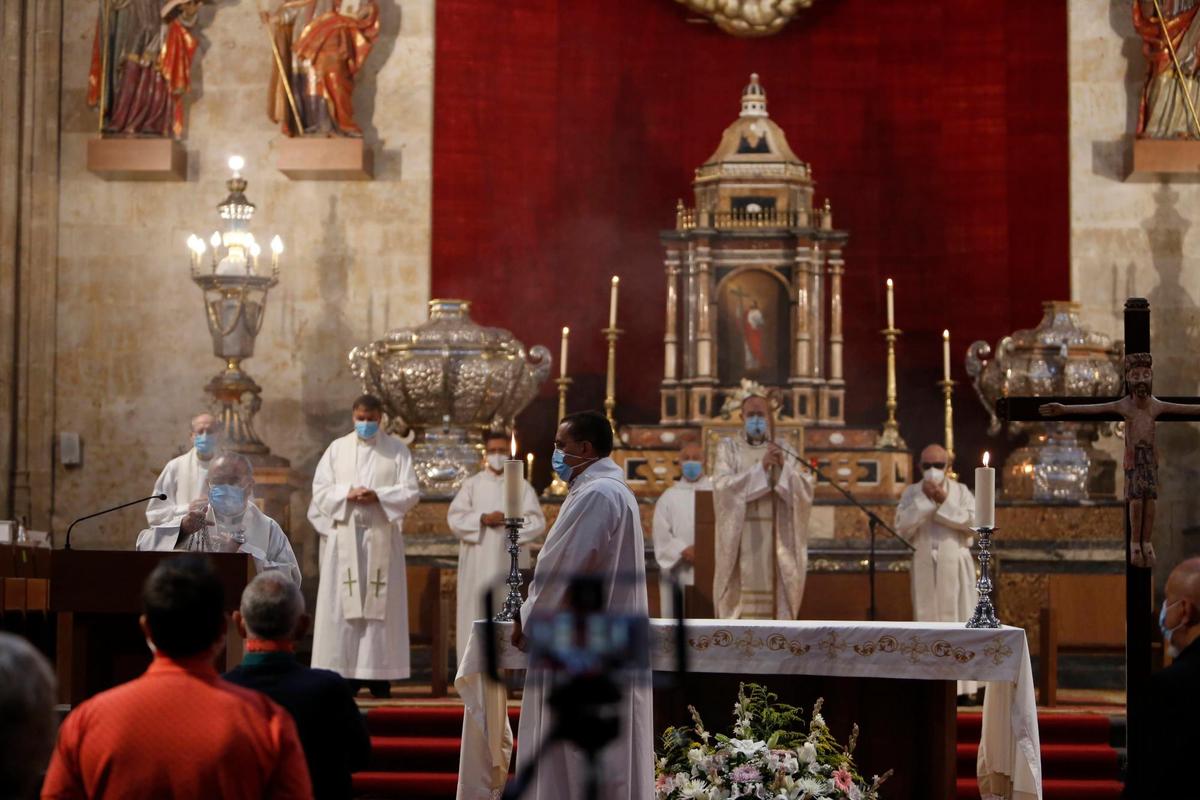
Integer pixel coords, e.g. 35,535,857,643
923,468,945,484
486,453,505,472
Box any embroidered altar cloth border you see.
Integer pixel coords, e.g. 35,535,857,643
455,619,1041,800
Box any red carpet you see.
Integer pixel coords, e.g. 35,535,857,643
354,706,1123,799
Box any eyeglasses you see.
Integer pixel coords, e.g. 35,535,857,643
919,461,946,470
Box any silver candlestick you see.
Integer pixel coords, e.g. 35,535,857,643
492,517,527,622
967,526,1000,628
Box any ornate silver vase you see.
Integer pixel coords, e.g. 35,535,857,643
965,301,1121,501
350,300,552,497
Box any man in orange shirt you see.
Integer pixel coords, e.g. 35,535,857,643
41,555,313,800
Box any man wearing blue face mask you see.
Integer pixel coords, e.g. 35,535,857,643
146,412,221,528
711,392,814,620
1126,557,1200,798
652,441,710,617
136,453,301,586
308,393,420,698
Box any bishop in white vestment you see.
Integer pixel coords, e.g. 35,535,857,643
136,453,301,586
145,412,220,527
308,396,420,684
513,411,654,800
447,433,545,666
711,395,814,620
895,444,978,695
651,441,710,617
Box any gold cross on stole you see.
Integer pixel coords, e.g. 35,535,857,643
371,569,386,598
343,568,356,596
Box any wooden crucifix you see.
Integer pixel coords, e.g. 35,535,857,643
996,297,1200,781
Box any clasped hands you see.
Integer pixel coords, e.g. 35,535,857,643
761,443,784,472
347,487,379,504
921,479,948,504
480,511,506,527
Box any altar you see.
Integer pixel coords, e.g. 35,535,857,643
455,619,1041,800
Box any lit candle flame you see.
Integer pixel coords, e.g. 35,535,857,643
270,235,284,255
943,329,949,340
510,433,517,459
983,451,990,467
228,155,245,174
886,278,893,288
562,326,569,336
611,276,619,287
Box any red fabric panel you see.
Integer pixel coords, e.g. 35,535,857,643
432,0,1068,468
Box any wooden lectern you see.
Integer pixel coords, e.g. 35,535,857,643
1,548,253,705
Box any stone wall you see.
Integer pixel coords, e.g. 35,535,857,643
51,1,434,579
1069,0,1200,581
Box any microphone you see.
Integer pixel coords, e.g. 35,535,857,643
64,494,167,550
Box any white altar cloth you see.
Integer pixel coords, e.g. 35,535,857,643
455,619,1041,800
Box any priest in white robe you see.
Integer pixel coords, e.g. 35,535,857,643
512,410,654,800
711,393,814,620
651,441,710,617
145,412,221,528
136,452,301,585
447,431,545,666
308,393,420,697
895,443,978,695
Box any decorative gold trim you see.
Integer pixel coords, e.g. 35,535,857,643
675,0,816,37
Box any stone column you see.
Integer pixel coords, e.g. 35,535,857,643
808,243,824,381
663,253,680,382
792,245,812,379
827,246,845,382
0,1,62,526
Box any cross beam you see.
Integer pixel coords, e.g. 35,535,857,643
998,396,1200,424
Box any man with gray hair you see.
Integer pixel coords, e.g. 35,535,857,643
224,572,370,800
146,412,222,527
136,452,301,585
0,633,56,800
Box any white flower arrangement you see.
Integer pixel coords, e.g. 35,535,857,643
655,685,892,800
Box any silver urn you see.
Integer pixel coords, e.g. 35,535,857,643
349,299,552,497
965,301,1121,501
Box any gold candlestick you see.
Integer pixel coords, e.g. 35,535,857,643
876,326,907,449
603,325,622,432
939,376,957,479
546,375,573,496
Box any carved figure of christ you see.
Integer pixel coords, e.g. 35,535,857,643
1040,354,1200,567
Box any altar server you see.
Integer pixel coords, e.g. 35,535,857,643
652,441,710,617
895,443,977,695
711,391,814,620
146,412,221,527
136,453,301,586
308,394,420,698
447,431,545,666
512,410,654,800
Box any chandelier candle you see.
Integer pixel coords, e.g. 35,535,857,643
942,329,951,382
975,451,996,529
609,275,620,328
560,326,569,378
886,278,895,329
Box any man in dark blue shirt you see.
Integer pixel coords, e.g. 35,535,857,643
225,571,371,799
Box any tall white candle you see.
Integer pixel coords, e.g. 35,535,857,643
975,451,995,529
942,329,951,381
886,278,895,329
560,326,570,378
609,276,620,328
503,433,523,519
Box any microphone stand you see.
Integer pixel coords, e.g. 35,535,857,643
770,441,913,621
64,493,167,550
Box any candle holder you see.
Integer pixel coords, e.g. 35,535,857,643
876,327,907,449
492,517,527,622
966,525,1000,628
939,376,957,480
603,326,622,432
546,375,573,497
